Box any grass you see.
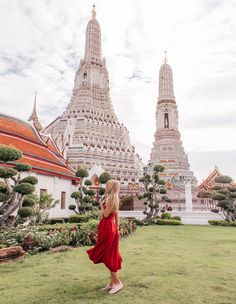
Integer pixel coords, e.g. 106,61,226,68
1,225,236,304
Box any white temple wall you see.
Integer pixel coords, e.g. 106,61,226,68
22,171,77,218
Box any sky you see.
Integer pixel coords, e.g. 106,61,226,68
0,0,236,182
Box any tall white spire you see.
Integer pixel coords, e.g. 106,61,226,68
28,91,43,131
84,4,101,62
158,51,175,101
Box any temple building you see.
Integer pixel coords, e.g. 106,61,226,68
0,112,79,218
45,5,143,185
150,54,197,186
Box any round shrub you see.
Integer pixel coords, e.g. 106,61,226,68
212,194,226,201
19,176,38,185
92,200,98,206
148,187,154,192
99,187,105,196
211,208,219,213
84,179,92,186
143,192,151,198
210,185,223,191
138,195,143,200
229,187,236,192
76,168,89,178
71,191,82,199
154,165,164,173
14,163,32,172
85,189,96,196
22,197,35,207
18,207,34,218
0,181,7,193
230,192,236,198
14,183,35,195
160,188,167,194
99,172,111,184
0,192,8,202
139,177,145,183
158,180,165,185
0,167,17,178
214,175,233,184
83,196,92,204
0,145,22,162
161,212,172,219
69,204,77,211
218,189,229,195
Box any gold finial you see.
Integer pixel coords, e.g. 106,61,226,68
92,4,96,19
164,50,167,64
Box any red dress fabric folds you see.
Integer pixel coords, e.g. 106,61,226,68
86,211,122,272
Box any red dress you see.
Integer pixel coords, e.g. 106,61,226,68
86,211,122,272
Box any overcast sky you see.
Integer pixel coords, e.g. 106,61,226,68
0,0,236,182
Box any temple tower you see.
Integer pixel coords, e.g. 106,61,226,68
150,54,197,185
45,5,142,185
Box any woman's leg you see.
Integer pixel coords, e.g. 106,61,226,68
110,271,114,286
111,271,121,285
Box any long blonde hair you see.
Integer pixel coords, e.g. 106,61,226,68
105,179,120,213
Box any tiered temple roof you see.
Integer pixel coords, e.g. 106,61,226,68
0,113,78,180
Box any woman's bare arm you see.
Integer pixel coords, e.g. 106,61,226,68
114,211,119,230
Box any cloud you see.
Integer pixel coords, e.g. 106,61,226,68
0,0,236,181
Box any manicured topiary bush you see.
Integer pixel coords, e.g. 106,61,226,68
99,172,111,184
139,164,170,221
22,197,35,207
70,170,112,215
0,145,38,227
14,183,35,195
19,176,38,185
18,207,34,218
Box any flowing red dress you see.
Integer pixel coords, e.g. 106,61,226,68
86,211,122,272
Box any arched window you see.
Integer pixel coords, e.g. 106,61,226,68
83,72,87,79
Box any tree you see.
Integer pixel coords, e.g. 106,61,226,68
69,170,111,214
34,193,59,224
0,145,38,227
138,165,170,220
207,175,236,222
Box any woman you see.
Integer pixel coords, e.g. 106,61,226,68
86,179,123,294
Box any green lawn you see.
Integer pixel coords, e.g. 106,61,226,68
1,225,236,304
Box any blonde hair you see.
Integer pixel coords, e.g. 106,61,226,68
105,179,120,213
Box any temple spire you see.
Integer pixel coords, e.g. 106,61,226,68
92,4,96,19
164,50,167,64
158,55,175,101
84,4,101,61
28,91,43,131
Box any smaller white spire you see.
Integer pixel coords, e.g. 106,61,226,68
164,50,167,64
92,4,96,19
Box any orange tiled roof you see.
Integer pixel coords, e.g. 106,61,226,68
198,166,222,190
0,113,78,180
0,113,43,144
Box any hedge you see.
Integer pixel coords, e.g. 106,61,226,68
0,218,136,254
155,219,182,225
208,220,236,227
